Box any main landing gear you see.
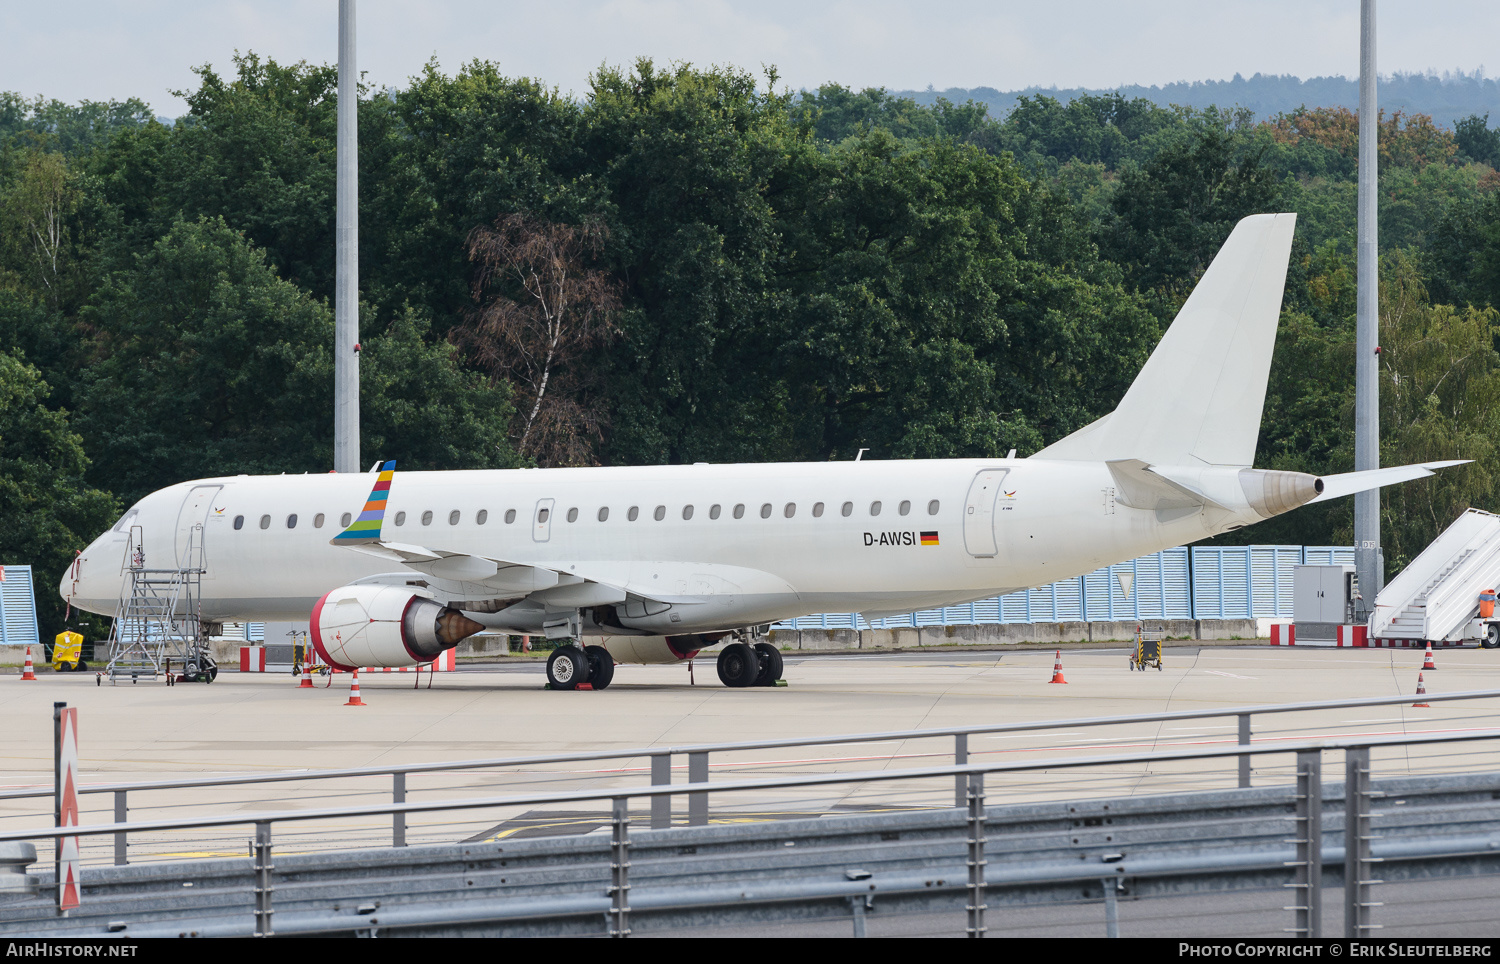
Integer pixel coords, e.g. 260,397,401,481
546,642,615,690
716,639,783,688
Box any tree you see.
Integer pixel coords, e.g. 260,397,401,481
461,215,619,466
0,149,79,309
0,349,116,640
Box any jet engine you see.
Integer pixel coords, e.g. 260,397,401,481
311,585,484,670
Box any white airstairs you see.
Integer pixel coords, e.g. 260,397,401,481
1370,509,1500,643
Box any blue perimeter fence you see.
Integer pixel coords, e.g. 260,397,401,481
773,545,1355,632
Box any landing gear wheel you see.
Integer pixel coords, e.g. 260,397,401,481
205,660,218,683
1486,624,1500,649
753,642,783,686
716,642,758,688
585,645,615,690
547,647,590,690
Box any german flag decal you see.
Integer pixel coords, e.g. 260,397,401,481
920,531,940,546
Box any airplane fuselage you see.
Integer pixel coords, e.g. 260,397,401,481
64,459,1239,634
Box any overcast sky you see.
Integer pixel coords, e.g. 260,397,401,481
3,1,1497,116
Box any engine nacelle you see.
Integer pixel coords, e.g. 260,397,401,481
311,585,484,670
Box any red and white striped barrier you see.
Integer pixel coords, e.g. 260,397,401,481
1269,623,1294,646
243,646,456,673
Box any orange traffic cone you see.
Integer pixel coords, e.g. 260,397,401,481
1413,671,1430,708
298,668,314,689
1049,649,1068,684
344,670,366,706
19,646,36,681
1422,641,1436,671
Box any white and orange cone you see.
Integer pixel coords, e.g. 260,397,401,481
298,668,315,689
19,646,35,681
1422,641,1436,671
1049,649,1068,684
344,670,366,706
1413,671,1431,708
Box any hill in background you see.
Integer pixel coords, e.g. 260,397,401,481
897,71,1500,126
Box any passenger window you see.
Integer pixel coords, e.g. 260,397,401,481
394,511,407,526
477,510,489,525
628,506,640,521
870,501,882,516
449,510,460,525
537,508,550,523
314,513,325,528
682,505,694,520
421,510,433,526
567,507,579,523
733,504,745,519
760,503,772,519
287,514,298,529
841,502,853,517
234,515,244,530
653,505,666,521
812,502,824,517
340,512,352,527
783,503,796,518
928,500,940,516
709,504,721,519
899,500,911,516
504,509,516,524
259,515,271,530
598,507,609,522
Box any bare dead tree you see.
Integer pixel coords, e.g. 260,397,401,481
461,215,620,466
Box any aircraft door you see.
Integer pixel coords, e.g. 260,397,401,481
533,498,555,543
962,469,1008,558
175,484,221,569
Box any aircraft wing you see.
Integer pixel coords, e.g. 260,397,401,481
327,461,798,608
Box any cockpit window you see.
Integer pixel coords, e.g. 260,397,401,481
110,508,141,533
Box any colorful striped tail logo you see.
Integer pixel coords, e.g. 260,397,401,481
333,460,396,544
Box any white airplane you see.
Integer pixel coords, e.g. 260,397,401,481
61,213,1463,690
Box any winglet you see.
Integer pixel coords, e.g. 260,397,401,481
332,460,396,545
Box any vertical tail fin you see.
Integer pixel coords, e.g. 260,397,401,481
332,460,396,545
1032,213,1297,467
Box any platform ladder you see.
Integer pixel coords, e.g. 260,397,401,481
104,524,215,683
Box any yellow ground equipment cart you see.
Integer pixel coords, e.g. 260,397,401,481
51,631,88,672
1130,626,1163,672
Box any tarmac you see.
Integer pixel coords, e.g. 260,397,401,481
1,643,1498,861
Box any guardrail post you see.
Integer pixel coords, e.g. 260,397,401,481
252,821,274,938
1238,714,1252,787
113,791,127,866
1101,877,1119,938
849,895,868,937
650,754,671,829
392,771,407,847
1287,749,1322,938
688,752,708,827
954,733,968,808
1344,746,1383,937
965,771,986,938
609,797,631,938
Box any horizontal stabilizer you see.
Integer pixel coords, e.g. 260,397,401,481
1106,459,1224,511
1310,460,1471,503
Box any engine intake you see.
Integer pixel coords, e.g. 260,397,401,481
311,585,484,670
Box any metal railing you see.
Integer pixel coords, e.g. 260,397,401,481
0,690,1496,867
4,727,1500,938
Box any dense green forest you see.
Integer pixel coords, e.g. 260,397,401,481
3,56,1500,637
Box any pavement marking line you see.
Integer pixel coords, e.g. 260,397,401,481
1201,670,1256,679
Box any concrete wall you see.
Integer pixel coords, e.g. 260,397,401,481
767,619,1260,651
